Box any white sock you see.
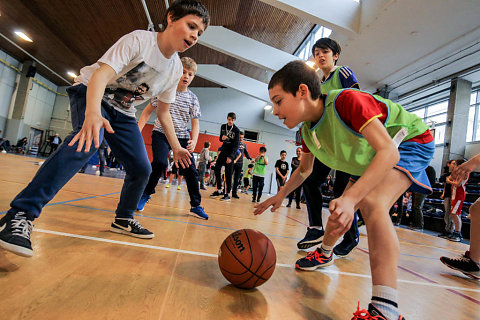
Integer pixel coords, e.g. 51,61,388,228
320,243,334,256
371,285,399,320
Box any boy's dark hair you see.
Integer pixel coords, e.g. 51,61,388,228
280,150,286,155
456,159,466,165
268,61,322,100
260,146,267,152
204,141,210,148
312,38,341,65
239,131,245,135
227,112,236,120
248,164,254,168
161,0,210,31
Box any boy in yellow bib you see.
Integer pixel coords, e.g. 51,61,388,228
254,61,434,320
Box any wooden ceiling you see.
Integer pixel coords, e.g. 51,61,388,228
0,0,314,87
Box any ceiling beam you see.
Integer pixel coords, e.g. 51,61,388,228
198,26,297,73
196,64,270,103
258,0,360,34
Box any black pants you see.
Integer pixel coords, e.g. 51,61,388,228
144,131,201,208
252,175,265,201
303,158,359,242
215,151,233,194
288,185,302,206
231,162,243,196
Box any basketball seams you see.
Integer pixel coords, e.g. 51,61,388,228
244,229,254,269
218,229,276,289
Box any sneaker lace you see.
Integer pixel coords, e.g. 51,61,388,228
305,250,321,261
351,302,371,320
129,219,145,231
12,213,33,238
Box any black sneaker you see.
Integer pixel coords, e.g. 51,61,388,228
448,232,462,242
296,205,301,209
440,251,480,280
0,212,34,257
334,236,359,258
220,194,231,201
252,198,256,202
231,193,239,199
438,231,452,239
210,190,223,197
297,227,324,249
110,218,154,239
295,248,333,271
286,203,292,208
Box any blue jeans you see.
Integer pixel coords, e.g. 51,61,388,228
198,161,207,188
9,84,151,220
143,131,201,208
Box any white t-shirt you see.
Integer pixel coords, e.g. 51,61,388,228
152,89,201,139
75,30,183,118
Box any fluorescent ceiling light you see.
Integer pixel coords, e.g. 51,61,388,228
14,31,33,42
264,105,272,110
67,72,78,78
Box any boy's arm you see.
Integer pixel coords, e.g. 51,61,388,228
187,118,200,153
329,119,399,235
254,152,314,215
69,64,115,152
219,125,225,142
452,153,480,181
155,100,191,168
231,127,240,157
137,103,156,132
234,150,242,163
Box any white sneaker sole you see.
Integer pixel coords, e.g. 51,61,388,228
109,227,154,239
188,212,208,220
0,239,33,257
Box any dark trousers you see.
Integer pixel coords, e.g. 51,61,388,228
252,175,265,201
198,161,207,188
9,84,151,220
288,185,302,206
143,131,201,208
411,192,426,228
215,151,233,194
302,158,359,242
231,162,243,196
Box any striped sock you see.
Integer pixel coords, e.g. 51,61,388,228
371,285,399,320
320,243,334,256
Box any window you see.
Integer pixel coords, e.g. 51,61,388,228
467,88,480,142
243,130,259,142
467,106,475,143
294,25,332,61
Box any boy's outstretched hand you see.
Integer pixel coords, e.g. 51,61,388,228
69,113,114,152
172,147,191,169
254,194,283,215
328,196,355,237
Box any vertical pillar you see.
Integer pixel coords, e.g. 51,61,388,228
4,60,35,142
442,78,472,167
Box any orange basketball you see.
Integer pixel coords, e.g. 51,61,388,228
218,229,276,289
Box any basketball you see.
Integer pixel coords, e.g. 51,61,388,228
218,229,276,289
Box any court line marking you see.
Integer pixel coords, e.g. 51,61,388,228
60,203,457,261
61,203,301,241
34,228,480,294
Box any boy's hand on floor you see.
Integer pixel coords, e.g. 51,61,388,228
254,194,282,215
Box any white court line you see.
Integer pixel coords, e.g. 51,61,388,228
35,228,480,294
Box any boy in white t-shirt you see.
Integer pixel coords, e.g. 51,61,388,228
0,0,210,258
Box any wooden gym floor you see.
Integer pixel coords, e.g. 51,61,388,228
0,153,479,319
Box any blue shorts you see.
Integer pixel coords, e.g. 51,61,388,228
351,140,435,195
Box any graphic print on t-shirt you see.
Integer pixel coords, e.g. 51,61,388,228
104,62,155,112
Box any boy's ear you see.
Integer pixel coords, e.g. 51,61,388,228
298,84,309,98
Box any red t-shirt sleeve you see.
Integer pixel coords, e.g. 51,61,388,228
301,135,311,153
335,90,387,134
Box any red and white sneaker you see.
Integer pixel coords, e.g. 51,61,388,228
351,302,406,320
